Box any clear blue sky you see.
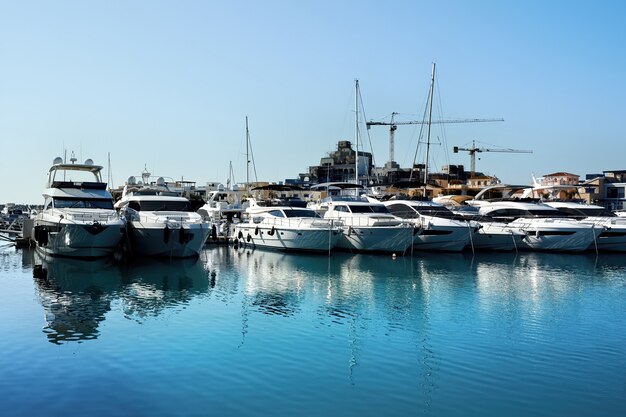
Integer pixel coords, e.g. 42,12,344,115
2,0,625,204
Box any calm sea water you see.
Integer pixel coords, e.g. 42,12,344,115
1,244,625,417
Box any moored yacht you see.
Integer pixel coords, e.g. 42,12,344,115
232,198,342,252
477,200,602,252
521,185,626,252
466,185,603,252
197,189,247,243
319,195,416,254
447,205,526,251
32,156,125,258
115,175,209,258
382,198,474,251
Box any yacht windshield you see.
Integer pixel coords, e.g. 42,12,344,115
131,200,191,212
53,198,113,210
283,209,320,218
348,205,390,214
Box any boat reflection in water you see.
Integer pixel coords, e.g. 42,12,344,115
33,251,124,344
32,251,211,344
19,245,626,416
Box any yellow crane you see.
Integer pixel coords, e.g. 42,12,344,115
453,140,532,177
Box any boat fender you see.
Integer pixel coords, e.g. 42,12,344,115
211,224,217,240
238,230,243,239
347,226,352,236
246,233,251,242
268,226,275,236
164,225,170,243
179,228,186,244
34,226,49,246
255,226,259,235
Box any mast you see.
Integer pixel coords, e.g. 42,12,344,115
424,63,436,197
245,116,250,195
354,79,360,186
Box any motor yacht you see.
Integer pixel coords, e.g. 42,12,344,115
319,196,416,254
446,205,526,251
32,156,125,258
382,199,474,251
197,189,247,243
521,184,626,252
464,185,603,252
232,198,342,252
476,200,602,252
115,176,209,258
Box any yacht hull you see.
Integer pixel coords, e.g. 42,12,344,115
472,224,525,251
127,222,209,258
337,225,414,253
512,219,601,252
33,218,124,258
234,223,341,252
412,222,472,252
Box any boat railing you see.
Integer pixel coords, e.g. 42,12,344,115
61,210,120,222
251,216,342,229
338,215,405,228
138,212,204,225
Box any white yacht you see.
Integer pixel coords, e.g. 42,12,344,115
466,185,603,252
32,156,125,258
232,198,342,252
521,185,626,252
115,176,210,258
319,196,416,254
197,189,247,243
382,199,475,251
446,205,526,251
541,201,626,252
477,201,601,252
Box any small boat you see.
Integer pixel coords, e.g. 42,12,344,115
115,174,210,258
232,198,342,253
32,156,125,258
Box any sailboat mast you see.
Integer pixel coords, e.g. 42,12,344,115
424,63,436,196
354,79,360,186
245,116,250,196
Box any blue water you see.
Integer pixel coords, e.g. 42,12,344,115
1,245,625,417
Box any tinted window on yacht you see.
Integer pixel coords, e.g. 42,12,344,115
268,210,285,217
413,206,455,218
386,204,418,219
488,208,528,218
576,207,615,217
527,209,569,218
348,205,390,214
137,201,191,212
283,209,320,218
53,198,114,210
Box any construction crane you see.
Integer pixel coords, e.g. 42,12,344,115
453,140,533,177
366,112,504,164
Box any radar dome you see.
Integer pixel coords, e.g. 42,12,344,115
127,176,137,185
53,157,63,165
157,177,165,186
84,159,94,166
